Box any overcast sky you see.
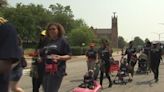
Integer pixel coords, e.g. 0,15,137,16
8,0,164,42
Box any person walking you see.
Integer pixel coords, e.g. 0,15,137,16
86,43,97,71
123,41,137,82
40,23,71,92
150,42,162,82
143,40,152,71
10,36,25,92
98,40,113,88
0,17,21,92
31,30,47,92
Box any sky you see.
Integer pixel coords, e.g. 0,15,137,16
8,0,164,42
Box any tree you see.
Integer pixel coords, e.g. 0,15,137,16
0,3,90,47
68,26,95,46
118,36,127,48
145,38,150,43
1,3,53,41
72,19,88,29
133,36,144,47
49,3,74,33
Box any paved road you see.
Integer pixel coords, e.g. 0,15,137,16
20,54,164,92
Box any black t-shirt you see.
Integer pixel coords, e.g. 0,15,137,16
125,47,136,61
86,48,97,59
41,37,71,77
98,47,112,63
0,23,21,63
37,37,48,49
150,47,162,62
144,46,151,56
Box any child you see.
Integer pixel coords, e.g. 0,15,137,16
79,70,95,89
137,52,148,73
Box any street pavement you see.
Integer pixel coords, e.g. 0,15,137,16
20,53,164,92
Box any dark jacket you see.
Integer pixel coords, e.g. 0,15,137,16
0,23,21,63
150,47,162,62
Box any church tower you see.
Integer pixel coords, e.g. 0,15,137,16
111,12,118,48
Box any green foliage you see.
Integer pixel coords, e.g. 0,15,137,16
118,36,127,48
133,36,144,47
1,3,53,41
71,46,88,55
0,3,89,46
68,26,95,46
95,37,112,47
144,38,150,43
49,3,74,33
71,46,81,55
49,3,73,17
23,41,38,49
72,19,88,29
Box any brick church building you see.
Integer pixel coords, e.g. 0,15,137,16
91,13,118,48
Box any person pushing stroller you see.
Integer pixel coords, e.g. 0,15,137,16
123,41,137,82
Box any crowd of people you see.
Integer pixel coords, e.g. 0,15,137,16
0,17,163,92
0,18,71,92
84,39,163,89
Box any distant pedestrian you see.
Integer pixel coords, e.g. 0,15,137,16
150,42,162,82
143,40,152,70
86,43,97,71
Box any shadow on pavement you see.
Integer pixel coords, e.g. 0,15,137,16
135,79,154,87
70,79,83,83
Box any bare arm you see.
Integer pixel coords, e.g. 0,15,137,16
51,54,71,62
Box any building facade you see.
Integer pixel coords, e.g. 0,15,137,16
91,13,118,48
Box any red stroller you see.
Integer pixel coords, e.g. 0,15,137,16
113,57,129,85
